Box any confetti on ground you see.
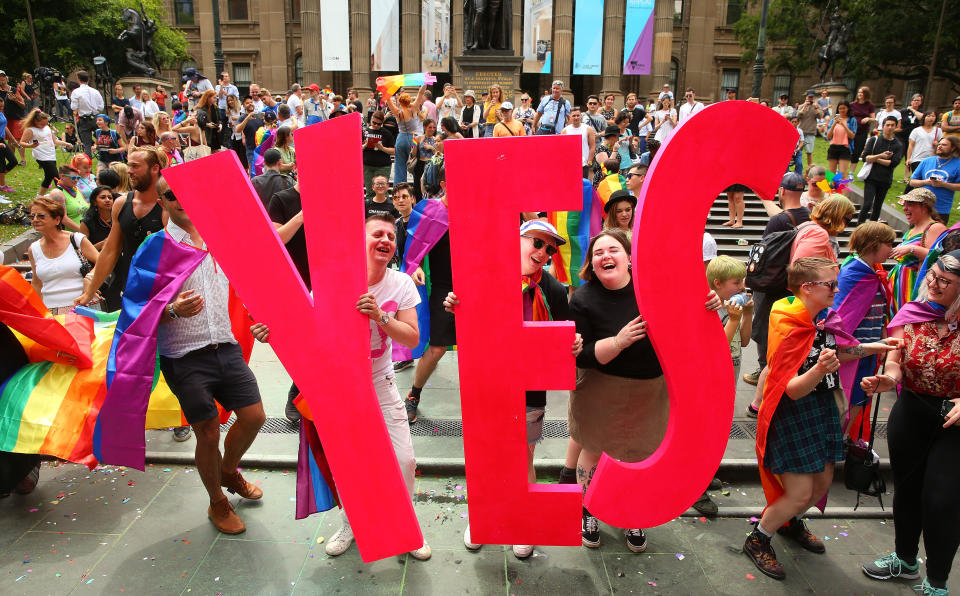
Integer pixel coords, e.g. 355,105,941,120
675,553,685,560
647,581,657,587
162,468,171,472
839,532,848,537
317,537,324,544
746,573,756,580
122,498,130,503
721,490,730,496
29,508,39,513
748,516,758,522
698,517,707,522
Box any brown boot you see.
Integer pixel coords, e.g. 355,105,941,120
777,518,826,554
743,531,785,580
221,469,263,500
208,499,245,534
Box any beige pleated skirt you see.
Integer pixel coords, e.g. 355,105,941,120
568,368,669,462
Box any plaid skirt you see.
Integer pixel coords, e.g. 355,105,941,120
764,389,845,475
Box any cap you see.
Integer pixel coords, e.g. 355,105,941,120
940,250,960,275
954,95,960,102
603,189,637,214
464,90,475,98
806,90,816,97
307,84,320,92
898,187,936,209
603,125,620,138
263,110,278,122
726,88,737,94
780,172,806,191
779,93,789,100
519,220,567,246
0,70,6,76
500,101,514,111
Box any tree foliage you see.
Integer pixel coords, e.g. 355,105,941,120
733,0,960,91
6,0,188,79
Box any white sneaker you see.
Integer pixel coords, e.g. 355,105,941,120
512,544,534,559
324,523,355,556
463,524,482,550
409,540,432,560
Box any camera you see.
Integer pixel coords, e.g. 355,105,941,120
33,66,62,88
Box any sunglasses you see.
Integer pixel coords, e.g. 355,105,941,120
371,120,383,125
804,280,838,291
67,175,82,180
162,189,178,202
28,213,49,220
625,173,640,180
522,235,558,256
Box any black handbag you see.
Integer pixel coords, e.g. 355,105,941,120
844,390,886,510
71,233,93,278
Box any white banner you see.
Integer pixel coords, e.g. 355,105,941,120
421,0,450,72
321,0,351,71
371,0,400,71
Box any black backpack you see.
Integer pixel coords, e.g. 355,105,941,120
745,211,798,293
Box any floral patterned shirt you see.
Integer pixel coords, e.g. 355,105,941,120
903,321,960,399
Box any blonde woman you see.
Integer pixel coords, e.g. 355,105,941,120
20,109,73,195
482,84,504,137
109,161,132,193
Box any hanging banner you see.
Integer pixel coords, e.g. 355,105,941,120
572,0,604,75
370,0,400,71
421,0,450,72
522,0,553,73
321,0,351,71
623,0,655,75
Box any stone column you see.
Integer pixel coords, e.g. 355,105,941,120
451,2,463,88
349,0,372,95
601,0,626,108
301,0,322,84
650,0,674,99
553,0,573,101
401,0,420,72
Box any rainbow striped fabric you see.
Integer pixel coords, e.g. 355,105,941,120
250,126,277,177
887,228,926,318
548,179,602,287
914,222,960,297
595,172,627,207
375,73,437,96
293,395,339,519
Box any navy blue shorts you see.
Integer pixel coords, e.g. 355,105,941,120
159,343,261,424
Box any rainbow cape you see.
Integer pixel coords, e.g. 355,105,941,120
914,222,960,297
250,126,277,177
835,257,890,441
293,395,339,519
595,172,627,206
549,179,602,287
395,199,450,362
376,72,437,96
888,227,927,318
0,266,190,469
756,297,857,512
92,231,254,469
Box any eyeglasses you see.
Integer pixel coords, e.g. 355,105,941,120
522,235,558,256
371,120,383,125
804,280,838,291
926,270,955,289
67,175,81,180
28,213,49,220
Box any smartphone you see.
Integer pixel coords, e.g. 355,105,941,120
942,400,954,418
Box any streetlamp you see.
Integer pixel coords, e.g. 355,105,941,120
212,0,225,78
750,0,771,100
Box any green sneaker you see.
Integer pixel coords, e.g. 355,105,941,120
915,578,949,596
861,552,920,581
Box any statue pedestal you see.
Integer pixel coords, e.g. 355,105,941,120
116,76,175,105
455,55,524,102
813,82,849,114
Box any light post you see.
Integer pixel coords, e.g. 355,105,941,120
750,0,771,100
212,0,225,78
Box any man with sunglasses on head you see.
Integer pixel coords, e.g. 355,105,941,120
363,110,395,197
444,219,582,558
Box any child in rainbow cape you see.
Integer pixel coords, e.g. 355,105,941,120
835,222,895,441
744,257,899,581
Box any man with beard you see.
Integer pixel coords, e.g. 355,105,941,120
909,135,960,222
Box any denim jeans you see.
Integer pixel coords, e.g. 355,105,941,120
394,132,413,185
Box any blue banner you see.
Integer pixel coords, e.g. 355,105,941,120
623,0,655,75
573,0,604,75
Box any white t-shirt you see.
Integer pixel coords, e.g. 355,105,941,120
562,123,591,165
908,126,943,163
29,125,56,161
369,269,420,379
142,100,160,119
439,97,459,120
876,109,901,126
702,232,718,262
287,94,304,125
678,101,704,123
654,109,677,142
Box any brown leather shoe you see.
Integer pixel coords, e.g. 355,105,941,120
777,519,826,554
221,470,263,500
208,499,245,534
743,532,785,580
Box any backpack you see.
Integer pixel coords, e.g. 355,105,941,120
745,211,798,293
421,156,443,193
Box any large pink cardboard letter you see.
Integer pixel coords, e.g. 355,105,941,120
163,113,422,562
444,135,583,545
584,101,800,528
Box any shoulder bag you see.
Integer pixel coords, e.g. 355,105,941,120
856,136,878,181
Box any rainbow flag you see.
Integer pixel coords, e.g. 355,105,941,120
595,172,626,207
549,179,602,287
914,222,960,297
376,72,437,96
887,228,927,318
293,395,339,519
756,297,856,513
250,126,277,177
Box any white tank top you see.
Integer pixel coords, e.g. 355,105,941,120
29,125,57,161
564,124,591,166
30,233,86,309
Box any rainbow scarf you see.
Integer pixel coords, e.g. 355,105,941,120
522,269,552,322
596,172,627,206
293,395,339,519
888,227,929,318
376,72,437,96
914,222,960,297
756,297,857,512
250,126,277,177
549,179,602,287
889,300,947,329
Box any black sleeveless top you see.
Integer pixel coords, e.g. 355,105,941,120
116,192,163,285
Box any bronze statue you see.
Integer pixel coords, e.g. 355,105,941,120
464,0,511,52
119,3,160,77
817,9,849,83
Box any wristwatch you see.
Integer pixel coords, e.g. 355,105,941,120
378,313,390,326
167,303,180,319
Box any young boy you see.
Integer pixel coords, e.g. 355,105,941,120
745,257,899,580
706,255,754,383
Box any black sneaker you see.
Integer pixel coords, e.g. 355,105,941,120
708,477,723,490
172,426,192,442
743,532,785,580
558,467,578,484
777,518,825,554
405,393,420,424
284,401,301,424
582,508,600,548
692,492,718,517
393,359,414,372
624,528,647,553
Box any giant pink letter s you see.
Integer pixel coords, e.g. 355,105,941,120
444,135,583,546
163,113,422,562
584,101,799,528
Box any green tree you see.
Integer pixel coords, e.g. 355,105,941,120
733,0,960,91
6,0,188,79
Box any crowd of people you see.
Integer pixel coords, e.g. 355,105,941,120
1,66,960,593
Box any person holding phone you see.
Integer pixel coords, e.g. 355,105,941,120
857,115,903,224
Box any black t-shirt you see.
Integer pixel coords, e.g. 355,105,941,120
570,277,664,380
623,106,647,137
242,114,264,150
797,327,840,393
362,126,395,167
80,208,112,246
863,135,904,186
23,84,36,99
268,187,311,291
427,231,452,288
365,198,400,219
763,207,811,236
526,271,571,408
252,170,294,209
350,99,364,114
900,107,921,142
112,96,128,110
0,89,26,121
